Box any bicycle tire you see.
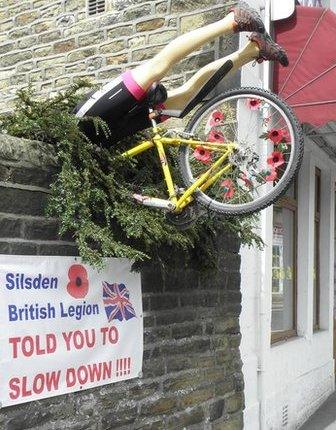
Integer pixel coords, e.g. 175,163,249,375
178,87,304,215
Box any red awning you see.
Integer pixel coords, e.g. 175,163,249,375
274,6,336,126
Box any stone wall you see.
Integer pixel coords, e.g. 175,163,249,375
0,0,238,112
0,133,244,429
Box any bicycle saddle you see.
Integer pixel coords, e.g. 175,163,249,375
147,82,167,107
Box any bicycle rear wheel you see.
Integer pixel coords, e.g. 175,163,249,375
179,87,304,215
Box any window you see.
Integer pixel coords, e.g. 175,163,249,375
313,168,321,330
271,183,297,343
87,0,106,16
298,0,323,6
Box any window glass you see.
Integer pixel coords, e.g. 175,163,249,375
313,169,321,330
271,206,296,333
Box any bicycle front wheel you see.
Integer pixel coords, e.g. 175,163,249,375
179,87,304,215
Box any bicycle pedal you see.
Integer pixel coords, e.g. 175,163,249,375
132,194,175,211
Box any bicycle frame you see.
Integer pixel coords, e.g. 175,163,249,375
121,121,238,212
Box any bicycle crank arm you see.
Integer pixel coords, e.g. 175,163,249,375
133,194,176,211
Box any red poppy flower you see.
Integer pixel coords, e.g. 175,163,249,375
209,110,224,126
282,129,291,143
267,151,285,168
247,98,262,110
207,129,225,143
267,128,285,144
220,178,235,199
194,146,212,164
265,168,278,182
67,264,89,299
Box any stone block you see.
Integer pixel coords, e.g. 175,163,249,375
150,294,178,311
165,408,205,429
106,53,128,65
156,2,168,14
34,46,53,57
10,73,27,86
17,35,38,49
123,5,151,21
1,19,15,32
101,405,137,429
180,387,213,409
129,381,160,400
23,218,60,241
0,186,49,216
0,241,11,254
132,44,163,61
8,26,32,39
128,35,146,48
38,243,78,256
163,371,205,392
148,30,177,44
97,68,122,80
17,61,34,72
9,241,40,255
136,18,165,32
68,48,96,62
155,307,195,326
142,357,165,378
39,30,62,43
140,397,177,416
166,355,191,372
209,398,225,421
0,51,33,68
78,31,105,48
16,11,40,26
0,42,15,55
3,166,56,188
144,325,171,343
45,66,65,79
99,39,125,54
33,20,55,34
0,79,10,90
180,13,205,33
107,25,133,39
0,215,23,238
212,413,244,430
225,393,244,414
54,38,77,54
65,62,87,74
55,77,71,87
171,322,203,339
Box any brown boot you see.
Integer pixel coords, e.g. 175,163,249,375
249,31,289,67
230,1,265,34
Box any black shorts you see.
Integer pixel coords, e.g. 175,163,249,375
74,71,164,147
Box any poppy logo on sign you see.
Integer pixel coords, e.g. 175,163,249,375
67,264,89,299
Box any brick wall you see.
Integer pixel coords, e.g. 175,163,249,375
0,0,238,112
0,133,244,429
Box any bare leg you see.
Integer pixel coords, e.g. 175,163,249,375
164,40,259,110
131,13,236,90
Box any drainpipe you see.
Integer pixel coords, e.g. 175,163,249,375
258,1,271,429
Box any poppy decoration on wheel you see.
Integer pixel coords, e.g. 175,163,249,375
67,264,89,299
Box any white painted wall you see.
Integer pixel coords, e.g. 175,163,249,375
240,2,336,428
240,137,336,430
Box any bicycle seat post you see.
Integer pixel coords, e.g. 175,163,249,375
149,108,159,134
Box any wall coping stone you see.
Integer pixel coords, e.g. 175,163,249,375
0,133,57,167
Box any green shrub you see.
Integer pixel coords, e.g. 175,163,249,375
0,82,263,269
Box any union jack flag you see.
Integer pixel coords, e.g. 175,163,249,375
102,282,136,322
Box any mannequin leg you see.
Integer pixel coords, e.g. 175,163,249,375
132,13,237,90
164,40,259,110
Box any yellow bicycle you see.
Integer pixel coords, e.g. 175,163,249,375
122,87,304,222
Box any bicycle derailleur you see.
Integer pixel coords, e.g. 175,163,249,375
164,185,199,230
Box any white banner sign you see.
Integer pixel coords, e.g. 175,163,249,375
0,255,143,407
